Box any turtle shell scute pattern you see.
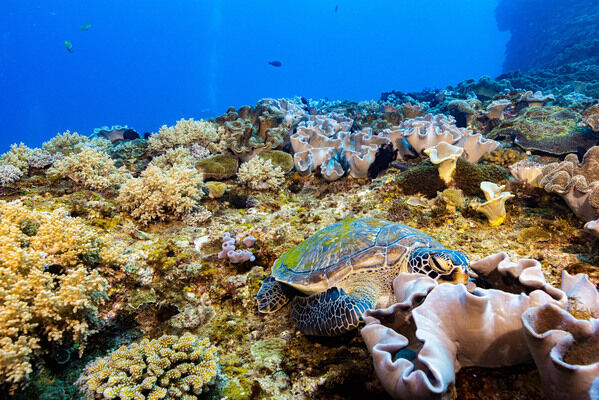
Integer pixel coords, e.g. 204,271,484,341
271,218,444,285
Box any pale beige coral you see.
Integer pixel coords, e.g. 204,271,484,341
237,156,285,190
76,333,218,400
148,118,227,154
42,130,90,156
48,147,129,191
0,143,33,174
509,159,544,187
118,164,204,223
149,146,196,169
423,141,463,185
0,201,108,390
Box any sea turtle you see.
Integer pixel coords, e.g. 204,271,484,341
257,218,470,336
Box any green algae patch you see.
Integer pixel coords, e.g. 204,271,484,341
250,337,287,364
517,226,551,243
259,150,294,173
197,154,239,180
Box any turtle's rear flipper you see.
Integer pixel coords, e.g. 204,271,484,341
257,276,294,313
291,287,371,336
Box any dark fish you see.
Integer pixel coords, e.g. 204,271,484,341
268,61,282,67
64,40,73,52
335,5,338,12
80,23,92,31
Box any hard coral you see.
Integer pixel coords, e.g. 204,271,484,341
118,164,204,223
0,201,107,391
76,333,218,400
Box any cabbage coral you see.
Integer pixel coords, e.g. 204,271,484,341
49,147,130,191
0,201,108,391
148,118,228,155
76,333,218,400
117,164,204,223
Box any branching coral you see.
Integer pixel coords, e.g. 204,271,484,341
48,147,130,191
76,333,218,400
0,201,108,391
148,118,227,155
118,164,204,223
0,143,33,174
0,165,23,187
237,156,285,190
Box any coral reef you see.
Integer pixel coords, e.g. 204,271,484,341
237,156,285,191
361,252,597,400
0,201,108,391
472,181,514,226
118,163,203,223
42,130,91,156
0,165,23,187
509,159,544,187
423,142,463,185
0,143,33,174
196,155,238,180
148,118,228,155
540,146,599,221
76,333,218,400
49,147,129,191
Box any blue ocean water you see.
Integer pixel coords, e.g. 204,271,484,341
0,0,507,153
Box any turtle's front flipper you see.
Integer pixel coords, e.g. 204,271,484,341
257,276,294,313
290,287,372,336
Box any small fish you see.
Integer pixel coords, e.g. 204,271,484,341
64,40,73,52
79,23,92,31
335,5,338,12
268,60,282,67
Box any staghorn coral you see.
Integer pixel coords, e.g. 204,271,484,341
42,130,90,156
118,163,204,223
0,165,23,187
48,147,130,191
76,333,218,400
148,118,228,155
540,146,599,221
0,143,33,174
237,156,285,191
0,201,107,390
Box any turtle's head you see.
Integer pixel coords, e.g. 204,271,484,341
408,248,470,284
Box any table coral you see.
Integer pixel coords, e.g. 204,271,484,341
76,333,218,400
0,201,108,391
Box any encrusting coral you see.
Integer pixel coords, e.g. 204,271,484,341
0,200,108,391
76,333,219,400
49,147,130,191
237,156,285,190
117,163,204,223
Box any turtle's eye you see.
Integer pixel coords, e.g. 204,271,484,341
430,255,451,273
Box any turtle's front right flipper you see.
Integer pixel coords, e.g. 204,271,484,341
290,287,371,336
257,276,295,313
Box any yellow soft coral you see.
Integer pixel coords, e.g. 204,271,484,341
117,164,204,223
0,201,108,391
76,333,218,400
148,118,228,155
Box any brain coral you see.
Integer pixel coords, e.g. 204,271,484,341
0,201,107,391
76,333,218,400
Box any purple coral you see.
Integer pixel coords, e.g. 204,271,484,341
218,232,256,263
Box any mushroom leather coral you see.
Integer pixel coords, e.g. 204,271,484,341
361,252,573,400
